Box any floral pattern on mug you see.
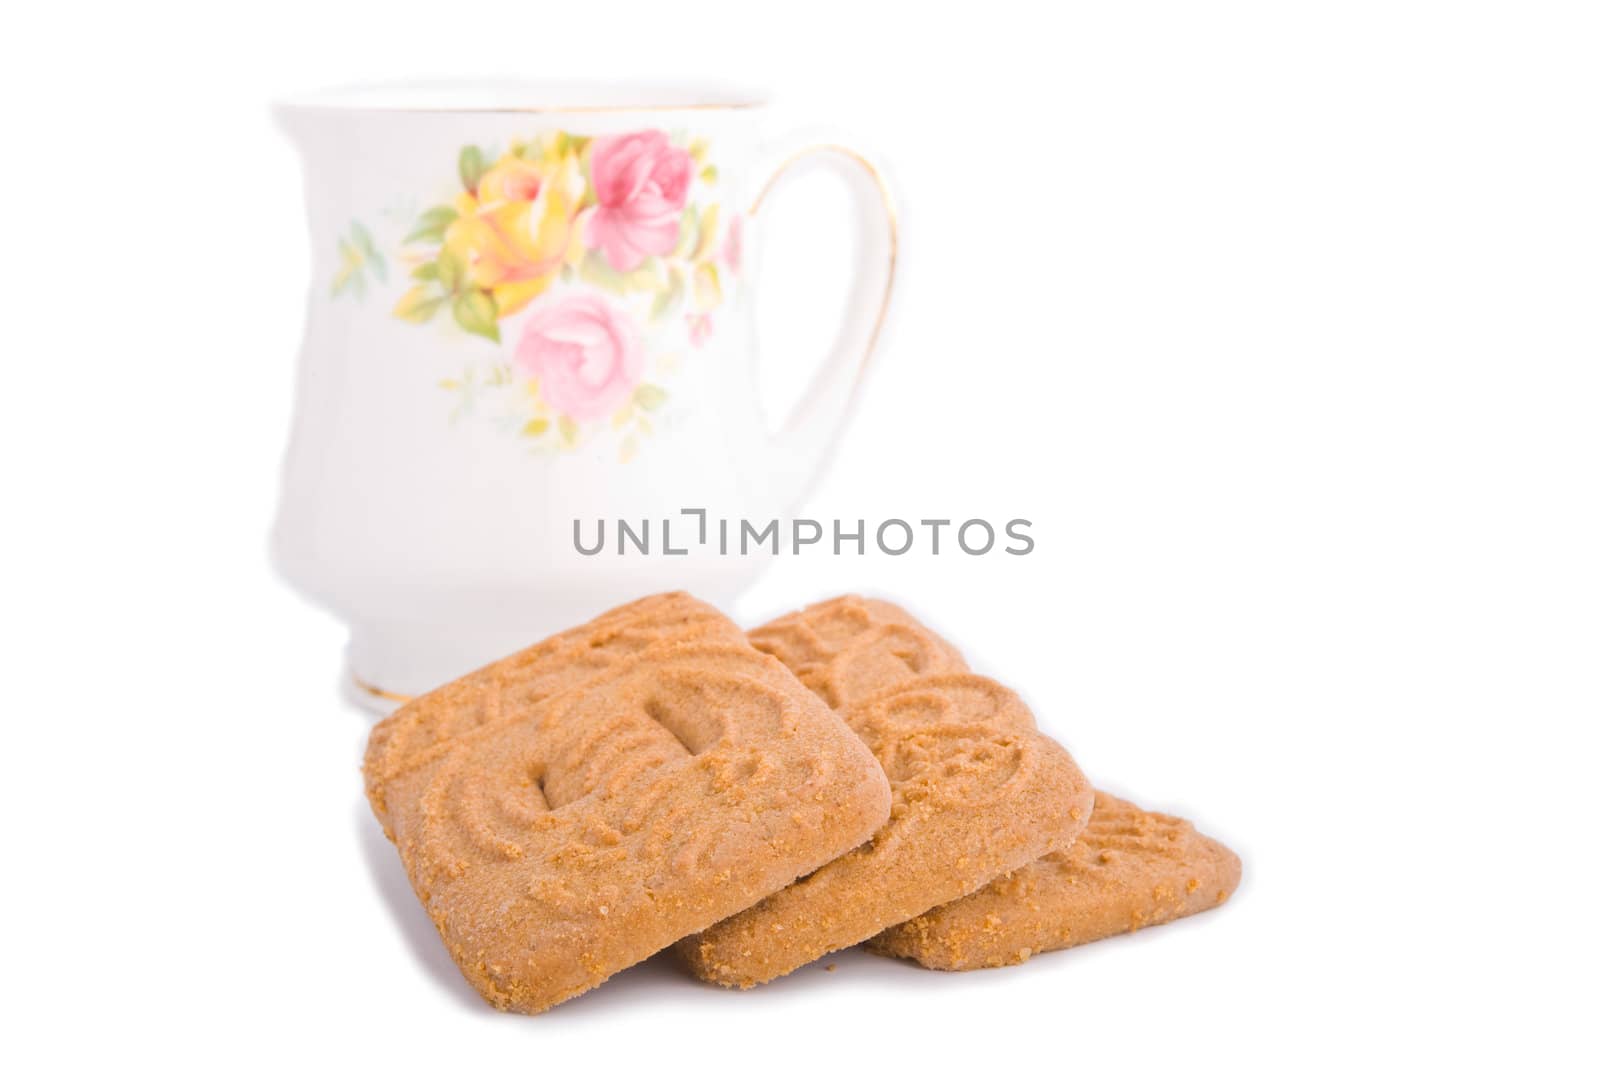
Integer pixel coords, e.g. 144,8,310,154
585,131,694,272
337,129,740,461
515,292,643,422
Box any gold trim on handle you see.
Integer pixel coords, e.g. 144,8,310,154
749,144,899,387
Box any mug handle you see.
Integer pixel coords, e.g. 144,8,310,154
747,143,898,512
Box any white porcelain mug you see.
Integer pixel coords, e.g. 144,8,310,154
273,84,896,705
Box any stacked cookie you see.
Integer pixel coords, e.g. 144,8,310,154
363,592,1240,1013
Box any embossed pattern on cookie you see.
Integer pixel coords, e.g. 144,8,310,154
363,593,892,1014
676,596,1094,988
867,791,1241,970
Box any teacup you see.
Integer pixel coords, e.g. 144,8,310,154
273,83,896,705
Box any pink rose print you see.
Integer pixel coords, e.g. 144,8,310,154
722,213,743,274
687,313,714,348
514,292,643,421
584,130,693,272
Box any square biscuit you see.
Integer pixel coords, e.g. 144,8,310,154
676,596,1094,987
363,592,891,1013
868,791,1242,969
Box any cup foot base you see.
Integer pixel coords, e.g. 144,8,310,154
344,621,552,711
344,668,413,713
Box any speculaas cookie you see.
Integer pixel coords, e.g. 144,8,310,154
677,595,1093,988
868,790,1241,969
363,592,891,1013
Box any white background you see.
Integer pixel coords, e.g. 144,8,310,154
4,2,1597,1061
